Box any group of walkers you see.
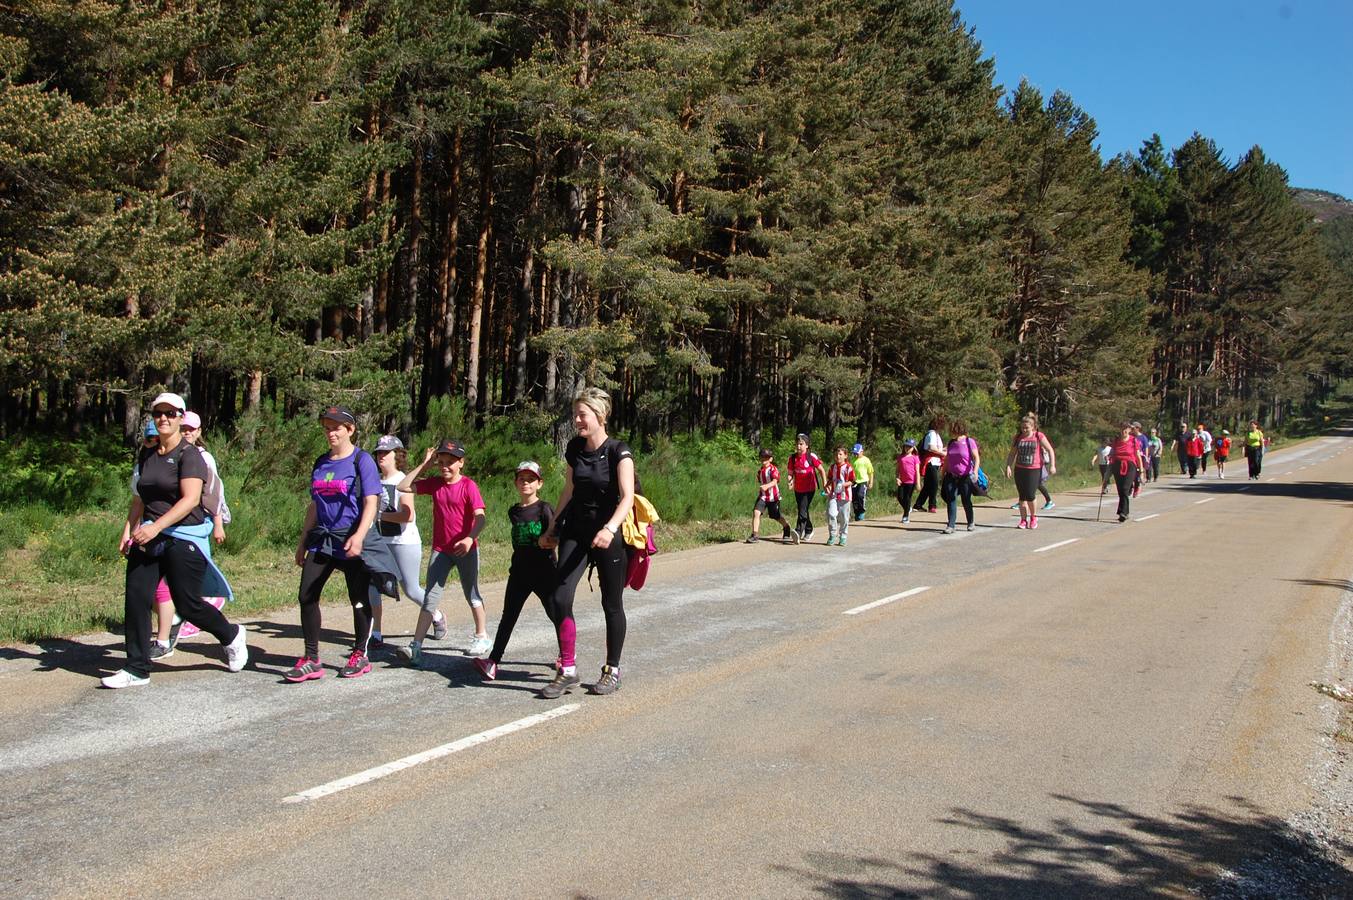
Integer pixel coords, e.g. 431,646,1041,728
102,387,636,700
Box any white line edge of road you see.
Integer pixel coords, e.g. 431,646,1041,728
1195,497,1216,505
1135,514,1160,522
1033,538,1079,553
843,586,931,616
281,704,583,804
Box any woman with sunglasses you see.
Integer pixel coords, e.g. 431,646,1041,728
103,393,248,688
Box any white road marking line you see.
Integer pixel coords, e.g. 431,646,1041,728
1135,514,1160,522
282,704,582,803
1033,538,1079,553
843,586,931,616
1195,497,1215,504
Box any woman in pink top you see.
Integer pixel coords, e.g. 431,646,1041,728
895,439,921,524
940,420,980,534
1004,415,1056,530
1110,422,1146,522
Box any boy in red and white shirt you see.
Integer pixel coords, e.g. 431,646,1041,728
826,446,855,546
747,449,798,544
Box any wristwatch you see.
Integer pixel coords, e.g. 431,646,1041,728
606,522,619,535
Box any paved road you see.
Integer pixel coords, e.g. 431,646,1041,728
3,436,1353,898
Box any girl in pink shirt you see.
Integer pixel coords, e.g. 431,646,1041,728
895,440,921,524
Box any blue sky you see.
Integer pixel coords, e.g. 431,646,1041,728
954,1,1353,197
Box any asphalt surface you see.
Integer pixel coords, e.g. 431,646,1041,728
3,435,1352,898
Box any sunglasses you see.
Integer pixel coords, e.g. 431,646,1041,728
152,409,182,420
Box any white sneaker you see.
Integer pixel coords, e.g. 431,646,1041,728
101,669,149,689
467,635,492,658
224,625,249,673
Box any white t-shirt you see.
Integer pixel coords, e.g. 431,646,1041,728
1199,430,1213,453
381,472,421,545
923,430,944,467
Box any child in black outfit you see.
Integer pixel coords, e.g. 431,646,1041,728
474,461,559,680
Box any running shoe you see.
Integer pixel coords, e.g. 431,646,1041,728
1009,501,1019,510
902,515,909,524
1029,517,1039,530
167,619,182,649
590,665,622,696
790,530,801,545
473,658,498,680
1017,519,1028,529
929,506,938,513
339,650,371,679
744,534,758,544
966,524,975,532
838,535,847,546
540,670,580,699
1042,501,1055,511
224,624,249,673
149,641,174,661
431,614,448,641
396,643,422,667
467,635,493,658
101,669,149,689
283,658,324,683
943,526,955,534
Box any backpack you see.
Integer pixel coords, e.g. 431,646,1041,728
621,493,660,590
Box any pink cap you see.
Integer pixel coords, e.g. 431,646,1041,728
182,411,202,429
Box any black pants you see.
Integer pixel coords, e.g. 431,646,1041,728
555,531,629,667
490,561,558,664
794,490,816,536
298,552,374,660
913,466,940,511
1099,464,1111,491
1148,457,1160,481
1187,456,1199,477
125,539,238,679
943,474,974,528
1115,464,1137,519
1199,450,1209,472
851,483,868,518
897,483,916,513
1247,447,1263,478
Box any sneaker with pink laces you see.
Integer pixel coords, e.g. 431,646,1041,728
283,658,324,683
339,650,371,679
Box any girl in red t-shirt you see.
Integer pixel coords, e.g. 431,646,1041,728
787,434,827,542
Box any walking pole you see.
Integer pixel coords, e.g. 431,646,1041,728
1096,481,1104,522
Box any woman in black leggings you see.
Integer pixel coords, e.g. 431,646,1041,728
539,387,635,698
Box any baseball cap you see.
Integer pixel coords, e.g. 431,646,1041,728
759,448,774,459
435,439,466,458
182,411,202,429
1222,429,1229,435
515,460,542,478
374,434,404,454
903,438,917,447
852,443,864,454
319,405,356,425
142,420,158,439
150,392,186,413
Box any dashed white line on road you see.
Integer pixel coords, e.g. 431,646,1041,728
1195,498,1216,505
843,586,931,616
1135,514,1160,522
282,704,582,803
1034,538,1079,553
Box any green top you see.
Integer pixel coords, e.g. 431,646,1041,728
1246,429,1264,448
852,454,873,483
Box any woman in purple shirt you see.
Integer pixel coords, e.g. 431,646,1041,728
940,420,981,534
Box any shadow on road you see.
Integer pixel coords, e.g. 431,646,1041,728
1285,578,1353,593
773,795,1352,898
0,637,119,677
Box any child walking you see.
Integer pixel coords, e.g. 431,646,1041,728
895,439,920,523
747,448,798,544
396,439,490,666
825,446,855,546
1092,441,1113,495
474,461,559,680
850,443,874,521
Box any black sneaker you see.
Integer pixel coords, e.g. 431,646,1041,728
539,670,580,699
149,641,174,661
591,664,622,695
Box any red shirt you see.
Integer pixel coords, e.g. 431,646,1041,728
827,462,855,502
414,476,486,553
757,463,781,503
1187,437,1204,458
788,452,822,493
1111,437,1140,464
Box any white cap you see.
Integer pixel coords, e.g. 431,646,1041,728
150,392,187,413
374,434,404,453
515,460,542,478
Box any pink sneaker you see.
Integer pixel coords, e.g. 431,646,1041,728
283,658,324,683
474,658,498,680
1030,516,1039,529
1017,519,1028,529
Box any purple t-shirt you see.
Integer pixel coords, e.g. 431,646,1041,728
308,449,381,557
945,438,978,477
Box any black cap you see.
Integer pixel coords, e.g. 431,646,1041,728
759,448,774,459
319,405,356,425
435,439,466,458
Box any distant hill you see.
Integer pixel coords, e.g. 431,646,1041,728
1292,188,1353,223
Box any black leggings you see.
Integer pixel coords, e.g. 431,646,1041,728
913,466,940,510
897,483,916,513
794,490,816,536
1115,464,1137,519
554,532,629,668
1247,447,1263,478
298,552,374,660
490,562,558,664
125,539,238,679
944,474,974,528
